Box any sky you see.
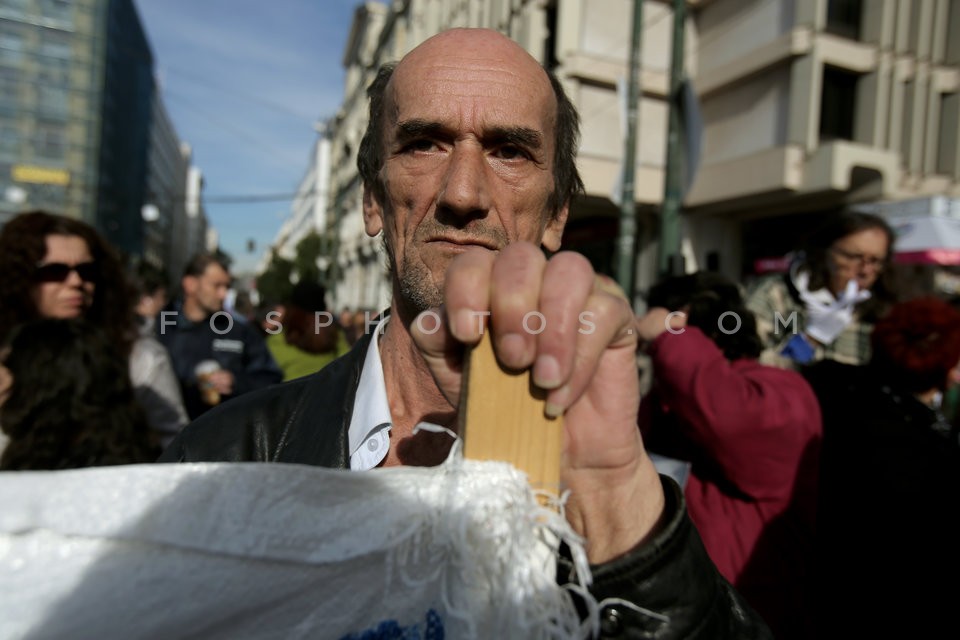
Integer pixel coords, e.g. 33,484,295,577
135,0,362,274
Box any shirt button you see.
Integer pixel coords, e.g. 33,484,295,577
599,606,623,637
367,439,379,452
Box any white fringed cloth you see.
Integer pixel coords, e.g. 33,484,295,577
0,454,594,639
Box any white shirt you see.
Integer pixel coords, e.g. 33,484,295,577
347,316,393,470
348,315,455,470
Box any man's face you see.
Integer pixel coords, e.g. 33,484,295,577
362,29,568,314
185,263,230,316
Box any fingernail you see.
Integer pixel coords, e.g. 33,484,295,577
533,354,561,389
498,333,528,368
545,384,570,418
452,309,476,339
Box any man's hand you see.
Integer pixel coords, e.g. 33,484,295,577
206,369,235,395
410,242,665,563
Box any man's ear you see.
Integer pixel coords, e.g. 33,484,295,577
362,186,384,238
182,275,198,297
541,202,569,252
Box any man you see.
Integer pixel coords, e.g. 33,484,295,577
161,29,770,637
158,254,282,419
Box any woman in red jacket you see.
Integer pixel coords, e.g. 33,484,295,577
637,272,822,640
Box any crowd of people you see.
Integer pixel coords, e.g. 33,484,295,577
0,211,356,463
1,26,959,638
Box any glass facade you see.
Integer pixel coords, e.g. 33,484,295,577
0,0,154,259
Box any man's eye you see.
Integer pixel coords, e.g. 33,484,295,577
404,139,436,153
494,145,527,160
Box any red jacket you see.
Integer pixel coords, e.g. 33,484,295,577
640,327,821,640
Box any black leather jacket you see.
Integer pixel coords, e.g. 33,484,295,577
160,334,772,639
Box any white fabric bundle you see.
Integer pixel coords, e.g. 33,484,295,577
0,454,593,639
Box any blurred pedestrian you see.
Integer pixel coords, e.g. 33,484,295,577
130,262,170,334
254,299,284,337
266,280,349,381
231,290,255,324
128,263,189,447
0,210,187,446
157,254,282,420
349,308,374,345
805,296,960,638
0,210,134,349
746,212,898,369
637,272,821,640
0,319,157,470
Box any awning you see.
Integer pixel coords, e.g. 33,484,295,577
889,215,960,265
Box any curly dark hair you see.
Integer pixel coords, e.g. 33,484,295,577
646,271,763,361
357,59,584,218
870,296,960,394
0,319,157,470
801,211,898,321
0,210,137,355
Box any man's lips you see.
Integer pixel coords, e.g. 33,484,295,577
426,236,501,251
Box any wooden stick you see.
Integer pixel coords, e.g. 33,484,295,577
459,332,563,493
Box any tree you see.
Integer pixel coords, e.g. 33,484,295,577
294,231,323,285
257,252,294,304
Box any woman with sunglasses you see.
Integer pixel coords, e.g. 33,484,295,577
0,210,187,449
745,211,899,370
0,211,133,348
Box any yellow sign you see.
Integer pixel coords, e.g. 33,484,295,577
11,165,71,186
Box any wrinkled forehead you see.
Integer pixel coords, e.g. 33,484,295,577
387,35,556,135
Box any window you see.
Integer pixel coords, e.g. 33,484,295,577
820,66,859,141
544,1,559,71
938,93,958,175
0,24,24,66
825,0,862,40
39,31,71,60
0,124,18,156
948,1,960,64
38,55,70,84
34,123,66,160
39,0,74,24
0,72,19,117
0,0,29,18
37,85,69,118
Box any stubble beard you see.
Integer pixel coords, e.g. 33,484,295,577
380,232,442,320
383,213,511,319
395,247,444,317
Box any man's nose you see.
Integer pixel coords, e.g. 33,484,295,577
437,145,491,217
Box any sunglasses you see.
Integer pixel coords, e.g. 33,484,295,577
34,261,98,283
